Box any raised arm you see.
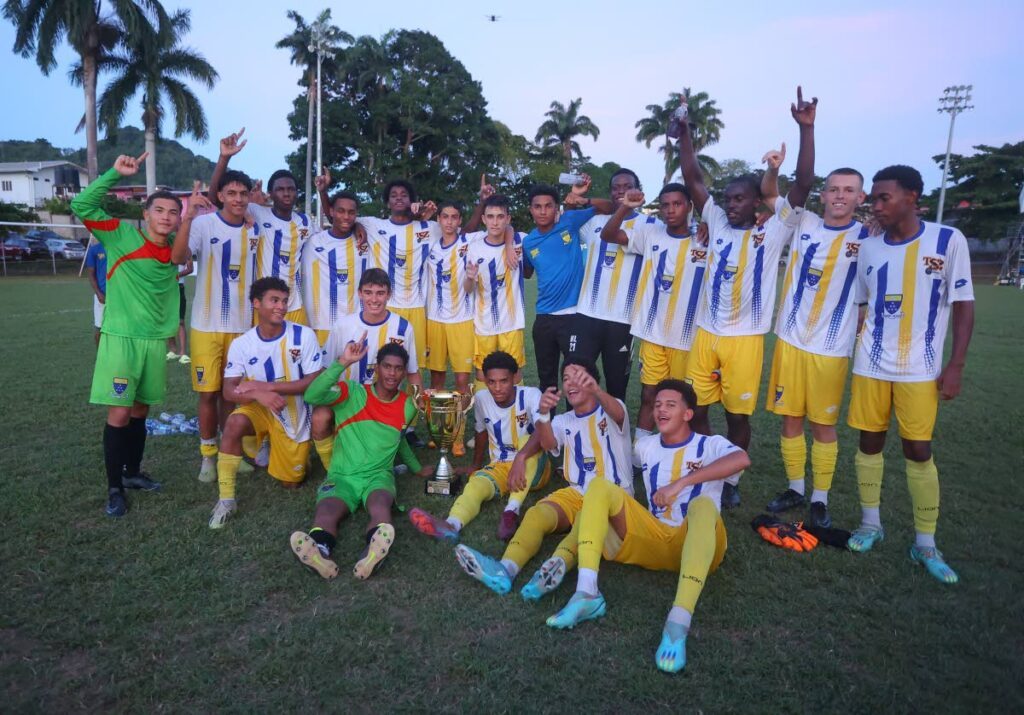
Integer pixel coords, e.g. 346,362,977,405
760,143,785,208
463,174,495,233
566,365,625,428
787,87,817,209
71,152,147,233
171,182,213,265
563,173,614,214
599,190,646,246
207,127,246,206
314,167,333,223
669,103,710,214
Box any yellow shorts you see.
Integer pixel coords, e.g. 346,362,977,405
235,402,310,484
474,330,526,370
539,486,585,525
473,453,552,497
426,319,474,373
611,491,728,573
190,330,241,392
390,306,427,367
766,339,849,425
685,328,764,414
639,339,689,385
847,375,939,441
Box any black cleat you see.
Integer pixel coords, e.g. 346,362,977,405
404,431,426,449
122,471,162,492
105,490,128,517
766,488,807,513
807,501,833,529
721,482,741,510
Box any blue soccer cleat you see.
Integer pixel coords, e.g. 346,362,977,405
454,544,512,595
655,621,688,673
546,591,607,629
520,556,567,602
847,525,885,553
910,545,959,584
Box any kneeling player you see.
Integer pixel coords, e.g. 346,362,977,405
209,277,323,528
547,380,749,674
291,340,433,580
454,359,632,597
409,350,552,543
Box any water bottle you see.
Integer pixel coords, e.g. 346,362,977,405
558,173,584,186
173,412,186,422
159,412,175,422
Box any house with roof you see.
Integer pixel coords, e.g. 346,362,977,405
0,161,90,207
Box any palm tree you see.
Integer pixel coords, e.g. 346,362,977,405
635,88,724,184
3,0,166,181
534,98,600,171
276,9,352,214
73,8,217,193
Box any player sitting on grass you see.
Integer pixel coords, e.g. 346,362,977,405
546,380,748,674
208,277,323,529
291,340,434,580
408,350,553,543
453,358,632,598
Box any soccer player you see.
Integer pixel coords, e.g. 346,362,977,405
207,128,312,324
207,277,323,528
675,87,815,508
312,269,422,470
454,358,633,596
846,165,974,584
425,200,474,396
574,169,646,400
408,350,553,542
464,195,527,386
171,168,260,483
85,238,107,345
546,380,748,674
521,177,610,392
290,340,434,580
72,151,181,516
601,184,706,446
759,112,870,528
302,188,369,347
166,256,193,363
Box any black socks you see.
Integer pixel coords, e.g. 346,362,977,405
103,423,131,491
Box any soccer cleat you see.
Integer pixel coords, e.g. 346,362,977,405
721,482,741,510
807,501,832,529
520,556,567,602
766,488,807,513
353,523,395,580
290,531,339,580
198,457,217,483
454,544,512,595
122,471,162,492
178,354,192,364
909,545,959,584
254,440,270,468
847,525,885,553
208,499,236,529
408,508,459,543
166,351,179,361
497,510,520,542
546,591,607,629
105,490,128,518
655,621,689,673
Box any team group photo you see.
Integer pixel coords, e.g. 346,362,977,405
1,0,1020,711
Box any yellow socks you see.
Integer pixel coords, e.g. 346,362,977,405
448,475,496,528
314,437,334,471
503,502,560,569
674,496,718,612
780,434,807,493
217,453,242,500
576,479,625,572
855,450,884,509
906,457,940,537
810,439,838,498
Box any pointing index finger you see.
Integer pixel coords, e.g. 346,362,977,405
136,151,149,164
796,85,803,105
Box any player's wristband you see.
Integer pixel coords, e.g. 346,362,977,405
535,411,551,424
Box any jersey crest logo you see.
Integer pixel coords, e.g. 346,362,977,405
514,246,523,259
884,293,903,315
395,253,406,267
299,229,309,238
583,456,597,472
279,251,291,265
458,245,468,257
597,417,607,436
775,386,784,403
112,377,128,396
723,265,738,281
602,252,617,267
658,274,674,292
685,460,703,472
336,269,349,283
195,367,205,384
441,270,452,283
845,242,860,258
923,256,945,274
530,248,540,259
416,231,431,241
289,348,301,362
98,252,105,260
561,231,572,245
516,413,529,429
249,238,259,251
752,231,766,248
691,249,707,264
495,275,506,288
806,267,823,288
228,264,241,280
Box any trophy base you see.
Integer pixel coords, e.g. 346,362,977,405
425,474,462,497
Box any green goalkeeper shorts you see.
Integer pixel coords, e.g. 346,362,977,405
316,470,396,512
90,334,168,406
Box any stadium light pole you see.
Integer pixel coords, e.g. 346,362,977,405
935,85,973,224
308,23,334,229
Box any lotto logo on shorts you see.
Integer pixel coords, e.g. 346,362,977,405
112,377,128,396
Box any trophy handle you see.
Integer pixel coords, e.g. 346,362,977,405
460,391,475,414
411,383,426,411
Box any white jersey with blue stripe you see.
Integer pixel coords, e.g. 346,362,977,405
473,385,543,464
464,231,526,336
625,216,706,351
775,216,868,357
361,216,440,310
301,229,370,331
577,214,645,325
550,400,633,497
322,310,419,383
188,211,259,333
250,204,311,314
635,432,741,525
224,321,322,442
426,233,475,324
852,221,973,381
698,196,802,336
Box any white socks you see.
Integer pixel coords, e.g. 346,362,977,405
789,478,805,495
500,559,520,578
860,507,881,528
667,606,692,630
505,499,522,514
446,517,463,532
915,532,936,549
811,489,828,505
576,567,599,596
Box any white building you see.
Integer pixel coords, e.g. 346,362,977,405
0,161,90,207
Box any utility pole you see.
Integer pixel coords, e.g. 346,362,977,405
936,85,973,225
308,23,334,229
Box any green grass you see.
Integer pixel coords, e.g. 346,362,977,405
1,276,1022,713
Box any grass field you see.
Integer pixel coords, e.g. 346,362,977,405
1,276,1022,713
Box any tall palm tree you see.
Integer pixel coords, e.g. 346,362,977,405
276,9,352,214
3,0,166,181
72,8,217,193
534,98,600,171
635,88,724,184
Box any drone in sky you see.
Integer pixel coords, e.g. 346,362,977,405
485,14,501,22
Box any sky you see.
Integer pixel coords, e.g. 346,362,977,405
0,0,1021,197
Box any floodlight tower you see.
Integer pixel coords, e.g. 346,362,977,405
935,85,973,224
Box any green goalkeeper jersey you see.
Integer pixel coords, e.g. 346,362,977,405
71,168,178,339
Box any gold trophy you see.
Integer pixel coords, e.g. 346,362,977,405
411,387,475,496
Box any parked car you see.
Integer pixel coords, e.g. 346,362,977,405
25,229,65,243
3,237,50,260
0,234,31,260
45,238,86,259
